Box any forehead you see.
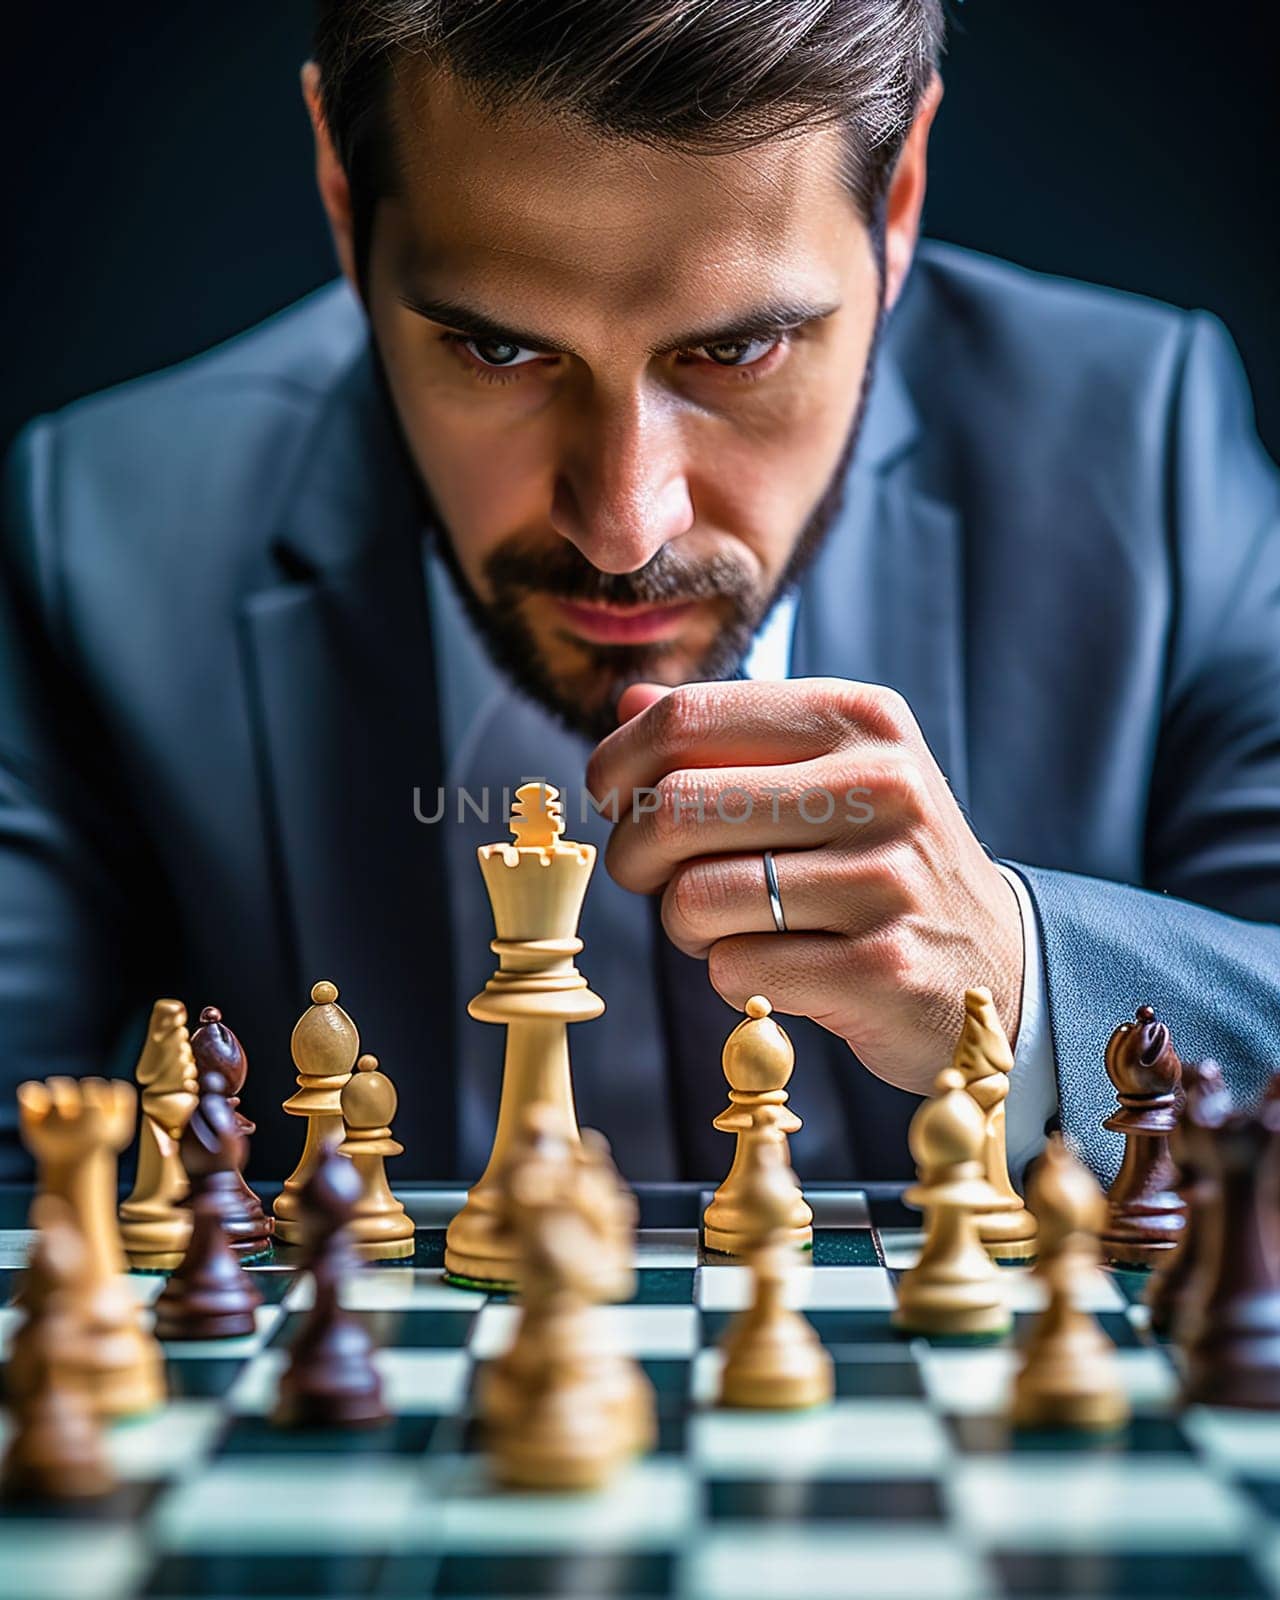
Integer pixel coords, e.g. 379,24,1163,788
382,65,861,320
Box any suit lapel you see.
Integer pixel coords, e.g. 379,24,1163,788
239,345,456,1177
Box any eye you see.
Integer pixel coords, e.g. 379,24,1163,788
466,337,544,368
696,335,780,368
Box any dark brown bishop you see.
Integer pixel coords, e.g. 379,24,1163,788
154,1070,263,1340
190,1006,273,1256
1099,1004,1187,1266
272,1144,387,1429
1180,1083,1280,1410
1146,1059,1233,1337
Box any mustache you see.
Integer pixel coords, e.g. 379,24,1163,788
482,538,757,607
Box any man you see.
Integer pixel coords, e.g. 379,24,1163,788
2,0,1278,1185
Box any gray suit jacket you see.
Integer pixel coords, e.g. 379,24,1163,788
3,242,1278,1182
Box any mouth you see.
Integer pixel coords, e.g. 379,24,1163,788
549,597,699,646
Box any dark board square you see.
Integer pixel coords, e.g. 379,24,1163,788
1241,1478,1280,1515
639,1358,693,1407
627,1268,695,1305
948,1413,1191,1456
708,1477,943,1522
1008,1309,1145,1351
268,1308,475,1349
143,1551,383,1597
0,1477,163,1523
833,1356,925,1399
217,1413,438,1456
812,1229,881,1266
701,1308,902,1347
163,1358,246,1400
992,1549,1268,1598
238,1267,297,1305
415,1229,448,1269
429,1552,675,1597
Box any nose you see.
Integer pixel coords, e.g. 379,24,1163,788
548,387,695,574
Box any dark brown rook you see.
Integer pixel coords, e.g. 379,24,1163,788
1099,1004,1187,1267
154,1070,263,1340
190,1006,273,1256
1180,1093,1280,1410
271,1144,387,1429
1147,1060,1233,1337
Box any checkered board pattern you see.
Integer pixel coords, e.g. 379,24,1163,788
1,1185,1279,1600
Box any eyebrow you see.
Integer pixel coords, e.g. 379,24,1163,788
396,290,841,356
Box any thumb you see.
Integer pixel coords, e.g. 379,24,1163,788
616,681,672,725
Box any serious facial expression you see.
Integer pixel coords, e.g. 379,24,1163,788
365,69,883,736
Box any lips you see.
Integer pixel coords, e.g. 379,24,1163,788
550,598,697,645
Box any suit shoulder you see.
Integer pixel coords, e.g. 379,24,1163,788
4,281,366,592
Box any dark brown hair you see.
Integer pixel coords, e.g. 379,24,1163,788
314,0,945,271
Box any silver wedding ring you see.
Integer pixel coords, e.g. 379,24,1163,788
762,850,788,933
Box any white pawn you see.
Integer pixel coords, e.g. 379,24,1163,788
893,1067,1011,1338
338,1055,415,1262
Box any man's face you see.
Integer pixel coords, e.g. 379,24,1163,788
365,70,883,737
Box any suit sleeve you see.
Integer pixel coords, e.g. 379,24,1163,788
1011,313,1280,1183
0,420,151,1176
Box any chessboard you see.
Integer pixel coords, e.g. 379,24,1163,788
2,1184,1277,1600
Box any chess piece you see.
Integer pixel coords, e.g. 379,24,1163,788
274,981,360,1246
703,996,812,1256
718,1126,833,1409
118,1000,200,1270
445,784,602,1289
1098,1004,1187,1266
893,1066,1011,1338
190,1005,274,1258
2,1197,116,1501
952,987,1038,1263
154,1070,263,1340
1011,1134,1131,1430
272,1143,388,1427
338,1054,415,1261
480,1104,653,1488
1146,1060,1233,1336
1179,1089,1280,1410
17,1076,165,1417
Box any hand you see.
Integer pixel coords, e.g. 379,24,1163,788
585,677,1024,1096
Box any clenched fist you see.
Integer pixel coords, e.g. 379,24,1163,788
586,677,1024,1095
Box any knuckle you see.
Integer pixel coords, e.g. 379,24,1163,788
665,864,716,942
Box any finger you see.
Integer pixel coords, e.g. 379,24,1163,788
603,757,905,894
704,930,869,1037
587,677,910,803
616,682,671,724
660,845,910,957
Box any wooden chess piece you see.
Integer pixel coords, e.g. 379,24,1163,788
272,1143,388,1427
1099,1004,1187,1266
445,784,602,1289
154,1070,263,1340
481,1103,653,1488
339,1054,415,1261
17,1076,165,1417
118,999,200,1271
2,1197,116,1501
1180,1089,1280,1410
952,987,1038,1263
893,1066,1011,1339
718,1127,833,1409
1147,1060,1233,1336
190,1005,274,1258
1011,1134,1130,1430
274,981,360,1246
703,995,813,1256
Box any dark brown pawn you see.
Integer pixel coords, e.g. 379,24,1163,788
1099,1004,1187,1266
1147,1060,1233,1336
3,1197,115,1500
154,1071,263,1340
190,1005,273,1256
272,1144,387,1428
1181,1089,1280,1410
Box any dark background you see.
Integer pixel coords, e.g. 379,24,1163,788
4,1,1277,458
